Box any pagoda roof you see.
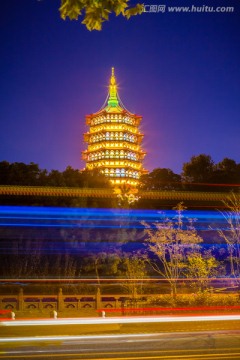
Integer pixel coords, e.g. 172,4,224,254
87,68,141,118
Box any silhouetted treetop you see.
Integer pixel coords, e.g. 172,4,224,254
0,161,111,188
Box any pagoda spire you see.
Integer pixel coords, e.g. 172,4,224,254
107,67,119,107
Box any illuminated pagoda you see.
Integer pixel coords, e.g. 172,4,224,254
82,68,146,186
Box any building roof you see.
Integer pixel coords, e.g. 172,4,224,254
91,68,139,116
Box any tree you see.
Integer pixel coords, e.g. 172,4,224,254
62,166,83,187
119,251,148,296
80,169,112,188
143,203,203,297
212,158,240,190
182,154,215,184
0,161,43,186
217,158,238,173
185,250,223,292
59,0,143,31
140,168,181,191
47,169,65,186
82,251,121,284
182,154,214,191
0,161,10,185
182,155,240,192
0,238,44,278
218,193,240,285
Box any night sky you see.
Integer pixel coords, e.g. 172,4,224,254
1,0,240,175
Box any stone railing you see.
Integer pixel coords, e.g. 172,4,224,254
0,288,146,313
1,288,239,317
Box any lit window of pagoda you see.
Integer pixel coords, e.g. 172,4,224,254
82,68,147,186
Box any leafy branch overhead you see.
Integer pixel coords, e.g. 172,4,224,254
59,0,144,31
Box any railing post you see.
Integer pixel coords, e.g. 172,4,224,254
18,288,24,311
96,287,101,310
39,297,43,311
58,288,63,311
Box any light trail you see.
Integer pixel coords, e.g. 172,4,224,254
0,332,170,343
97,305,240,313
0,352,240,360
1,347,240,360
0,205,234,221
1,314,240,328
0,277,239,282
1,330,240,359
0,205,236,231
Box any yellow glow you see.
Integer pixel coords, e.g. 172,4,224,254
82,69,147,186
90,124,138,134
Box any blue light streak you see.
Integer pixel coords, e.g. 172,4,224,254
0,205,232,226
0,206,236,256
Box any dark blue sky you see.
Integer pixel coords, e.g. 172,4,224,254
1,0,239,174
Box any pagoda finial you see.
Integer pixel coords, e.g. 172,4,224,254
108,67,118,107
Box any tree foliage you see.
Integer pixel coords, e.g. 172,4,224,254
0,161,111,188
59,0,144,31
182,154,215,184
218,193,240,283
82,252,120,284
0,161,42,186
1,157,239,193
140,168,181,191
143,203,203,296
213,158,240,187
185,250,223,292
119,251,148,295
0,161,113,207
181,154,240,192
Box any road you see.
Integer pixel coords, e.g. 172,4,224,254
1,316,240,359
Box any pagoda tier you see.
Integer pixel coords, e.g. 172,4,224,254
83,130,144,143
82,68,147,186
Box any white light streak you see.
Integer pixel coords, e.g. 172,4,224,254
1,314,240,328
0,333,157,343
